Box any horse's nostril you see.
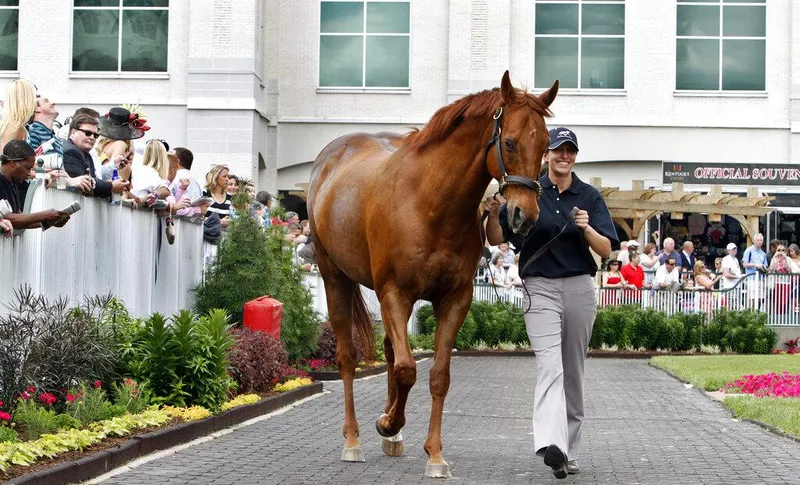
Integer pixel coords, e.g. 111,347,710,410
513,207,526,226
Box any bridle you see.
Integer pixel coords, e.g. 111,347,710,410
484,106,542,197
479,106,575,316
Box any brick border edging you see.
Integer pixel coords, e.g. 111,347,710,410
648,362,800,444
308,353,434,381
7,383,324,485
308,350,709,380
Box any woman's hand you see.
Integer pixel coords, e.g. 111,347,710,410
481,195,505,216
572,207,590,230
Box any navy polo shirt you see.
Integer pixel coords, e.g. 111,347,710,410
499,173,618,278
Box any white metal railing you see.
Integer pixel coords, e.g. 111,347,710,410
0,180,204,317
598,271,798,326
303,270,799,334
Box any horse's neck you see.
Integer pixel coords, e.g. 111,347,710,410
412,118,493,216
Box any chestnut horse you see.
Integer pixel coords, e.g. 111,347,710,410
307,72,558,478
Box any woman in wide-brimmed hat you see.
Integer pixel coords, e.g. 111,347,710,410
96,106,148,182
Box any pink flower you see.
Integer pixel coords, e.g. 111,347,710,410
65,394,75,403
0,411,10,423
93,380,103,389
20,391,31,400
0,400,3,408
39,392,57,406
26,386,36,393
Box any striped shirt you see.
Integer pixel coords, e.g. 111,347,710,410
203,191,231,218
27,121,62,155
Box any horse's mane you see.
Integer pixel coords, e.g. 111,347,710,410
405,88,553,151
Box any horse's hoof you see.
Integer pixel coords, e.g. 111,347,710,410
425,461,452,478
375,414,394,438
341,446,365,462
381,432,404,457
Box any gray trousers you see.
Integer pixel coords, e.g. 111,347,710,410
523,275,596,460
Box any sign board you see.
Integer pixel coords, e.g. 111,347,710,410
662,162,800,186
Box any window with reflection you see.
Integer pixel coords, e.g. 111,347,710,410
534,0,625,90
676,0,766,91
72,0,169,73
0,1,19,72
320,1,410,88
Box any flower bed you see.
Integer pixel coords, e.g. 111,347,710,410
724,373,800,398
2,380,322,484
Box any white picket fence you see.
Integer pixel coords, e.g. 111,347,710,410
0,180,205,317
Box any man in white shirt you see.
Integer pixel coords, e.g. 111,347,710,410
617,240,630,266
654,256,680,290
721,242,743,290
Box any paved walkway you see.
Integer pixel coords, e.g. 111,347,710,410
96,357,800,484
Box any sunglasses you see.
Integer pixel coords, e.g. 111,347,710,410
777,247,786,252
76,128,100,138
148,139,170,152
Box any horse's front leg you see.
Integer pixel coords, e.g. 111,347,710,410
424,286,472,478
375,290,415,446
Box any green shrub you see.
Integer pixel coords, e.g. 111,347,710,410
0,426,18,443
415,305,435,335
66,383,125,425
706,309,777,354
14,399,81,440
663,317,686,351
409,334,434,351
193,214,322,361
126,309,236,411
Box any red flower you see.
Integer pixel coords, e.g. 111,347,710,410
20,391,31,400
66,394,75,403
26,386,36,393
0,400,4,408
39,393,57,406
93,380,103,389
0,411,11,423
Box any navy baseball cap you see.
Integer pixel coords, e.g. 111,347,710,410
548,127,579,151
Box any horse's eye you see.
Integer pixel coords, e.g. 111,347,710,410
504,139,515,151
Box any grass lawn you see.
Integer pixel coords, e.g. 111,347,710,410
650,355,800,391
650,355,800,439
725,396,800,438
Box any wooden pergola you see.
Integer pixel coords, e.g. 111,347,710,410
592,178,776,245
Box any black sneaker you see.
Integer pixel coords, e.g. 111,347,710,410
543,445,568,479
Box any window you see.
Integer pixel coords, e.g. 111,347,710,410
319,1,410,88
676,0,766,91
0,0,19,71
534,0,625,90
72,0,169,73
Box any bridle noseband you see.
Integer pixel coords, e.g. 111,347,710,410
484,106,542,197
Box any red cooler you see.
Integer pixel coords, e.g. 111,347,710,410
243,296,284,339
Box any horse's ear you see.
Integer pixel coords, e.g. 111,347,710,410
539,79,559,108
500,70,514,104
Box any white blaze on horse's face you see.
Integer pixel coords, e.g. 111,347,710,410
493,72,559,235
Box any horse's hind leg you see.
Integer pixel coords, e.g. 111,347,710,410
375,289,415,446
319,262,365,462
424,286,473,478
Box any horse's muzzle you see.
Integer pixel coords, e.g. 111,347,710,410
509,206,535,235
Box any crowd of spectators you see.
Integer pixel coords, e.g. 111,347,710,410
598,232,800,313
0,78,310,269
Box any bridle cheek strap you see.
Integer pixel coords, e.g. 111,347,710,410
485,107,542,197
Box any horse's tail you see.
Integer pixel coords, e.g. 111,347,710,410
351,288,375,361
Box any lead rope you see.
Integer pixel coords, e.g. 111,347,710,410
479,204,578,316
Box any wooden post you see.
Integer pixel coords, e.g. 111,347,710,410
632,179,644,190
